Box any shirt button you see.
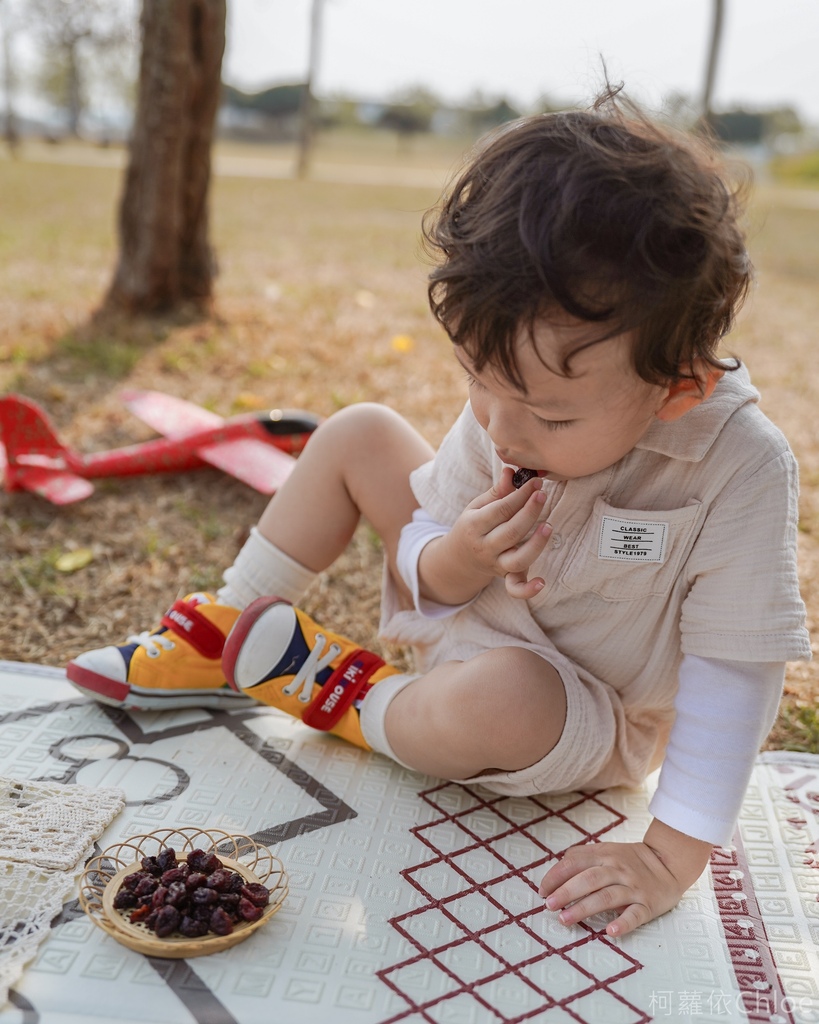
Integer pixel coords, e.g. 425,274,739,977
550,533,563,550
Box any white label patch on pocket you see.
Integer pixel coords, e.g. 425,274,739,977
598,516,669,563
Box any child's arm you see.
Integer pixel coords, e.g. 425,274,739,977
538,821,712,937
539,656,785,936
416,468,551,606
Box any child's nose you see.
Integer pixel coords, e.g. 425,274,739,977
486,403,526,452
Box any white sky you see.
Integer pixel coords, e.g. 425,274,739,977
223,0,819,126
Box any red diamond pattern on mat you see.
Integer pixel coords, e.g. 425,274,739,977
377,783,649,1024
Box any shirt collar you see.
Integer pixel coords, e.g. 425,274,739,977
635,363,759,462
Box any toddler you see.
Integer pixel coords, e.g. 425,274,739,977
68,90,810,938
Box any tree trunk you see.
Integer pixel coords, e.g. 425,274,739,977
66,40,82,136
105,0,226,314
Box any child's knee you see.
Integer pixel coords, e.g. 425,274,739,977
463,646,567,757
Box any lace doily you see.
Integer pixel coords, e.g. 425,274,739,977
0,776,124,1007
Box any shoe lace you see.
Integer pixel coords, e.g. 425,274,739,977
128,630,176,659
281,632,342,703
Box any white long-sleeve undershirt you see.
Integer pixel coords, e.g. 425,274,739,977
396,509,785,846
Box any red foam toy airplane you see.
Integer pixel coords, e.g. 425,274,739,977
0,389,322,504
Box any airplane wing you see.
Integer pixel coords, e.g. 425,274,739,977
121,389,296,494
196,439,294,494
8,465,95,504
0,439,95,503
121,389,224,436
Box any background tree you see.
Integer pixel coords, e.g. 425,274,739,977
0,0,19,151
105,0,226,315
27,0,133,136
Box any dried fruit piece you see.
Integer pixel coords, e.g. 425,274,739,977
154,905,180,938
238,897,263,922
112,889,137,910
240,883,270,908
179,915,209,938
191,886,219,905
134,875,159,897
512,467,538,489
151,885,169,910
161,865,188,886
206,868,233,892
141,856,161,876
156,848,178,873
165,881,189,908
209,906,234,936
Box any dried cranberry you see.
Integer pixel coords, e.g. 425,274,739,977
227,872,245,893
165,881,189,908
154,904,180,938
129,904,152,923
141,856,162,876
156,848,178,873
201,853,222,874
238,897,263,922
121,871,145,892
209,906,234,936
191,887,219,905
151,885,169,910
113,889,137,910
512,467,538,489
134,875,159,897
240,883,270,907
186,849,208,872
187,849,222,874
206,869,233,892
185,871,207,890
178,915,209,938
161,866,188,886
219,893,240,911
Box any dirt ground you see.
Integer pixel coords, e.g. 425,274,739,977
0,144,817,750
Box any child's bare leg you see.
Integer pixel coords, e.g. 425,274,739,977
384,648,567,778
256,403,434,585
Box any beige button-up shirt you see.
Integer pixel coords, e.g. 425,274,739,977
391,365,810,792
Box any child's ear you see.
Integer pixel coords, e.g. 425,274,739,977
655,364,724,422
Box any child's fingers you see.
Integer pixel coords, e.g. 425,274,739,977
501,523,552,598
504,521,552,569
481,487,546,551
606,903,650,938
467,471,541,518
504,571,545,600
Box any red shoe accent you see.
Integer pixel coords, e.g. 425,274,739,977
66,662,131,703
301,648,386,732
160,600,226,659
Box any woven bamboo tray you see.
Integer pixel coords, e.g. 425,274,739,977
79,827,288,958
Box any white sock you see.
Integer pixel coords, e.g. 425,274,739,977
359,673,420,769
217,527,318,609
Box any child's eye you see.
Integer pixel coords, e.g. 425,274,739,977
537,417,573,431
463,371,484,390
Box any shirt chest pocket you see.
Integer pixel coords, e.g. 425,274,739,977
558,496,702,601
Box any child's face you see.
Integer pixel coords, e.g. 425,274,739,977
457,320,671,481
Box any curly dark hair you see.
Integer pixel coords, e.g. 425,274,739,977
423,88,752,388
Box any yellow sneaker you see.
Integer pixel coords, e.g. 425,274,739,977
222,597,400,748
66,593,254,711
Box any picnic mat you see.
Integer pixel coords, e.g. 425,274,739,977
1,660,818,1024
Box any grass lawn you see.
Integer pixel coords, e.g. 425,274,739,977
0,133,817,751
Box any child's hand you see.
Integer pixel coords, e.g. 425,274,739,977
417,467,551,606
538,822,712,938
417,467,552,606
